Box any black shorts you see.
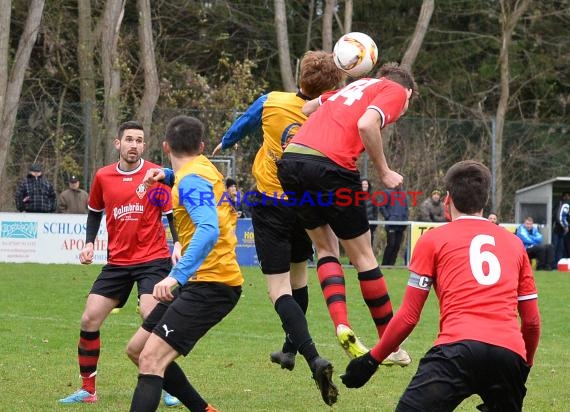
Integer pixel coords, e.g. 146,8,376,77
397,340,531,412
89,257,171,308
277,153,369,240
143,282,241,356
250,192,313,274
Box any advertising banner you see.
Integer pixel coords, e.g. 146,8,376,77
235,218,258,267
0,212,108,264
409,221,520,259
0,213,259,266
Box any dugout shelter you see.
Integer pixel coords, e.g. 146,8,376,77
514,177,570,242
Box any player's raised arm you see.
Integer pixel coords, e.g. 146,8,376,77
212,94,267,156
358,109,402,189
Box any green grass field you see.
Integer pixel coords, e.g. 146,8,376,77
0,263,568,411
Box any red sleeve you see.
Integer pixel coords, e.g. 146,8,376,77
518,250,538,297
368,82,407,127
518,298,540,365
88,172,104,211
369,285,429,363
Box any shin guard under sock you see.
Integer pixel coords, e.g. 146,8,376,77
274,294,318,364
130,374,162,412
163,362,208,411
317,256,349,328
282,286,309,354
358,267,393,339
78,330,100,394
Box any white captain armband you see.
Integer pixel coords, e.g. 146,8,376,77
408,272,433,291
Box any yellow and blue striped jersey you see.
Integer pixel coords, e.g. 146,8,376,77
170,155,243,287
221,91,309,197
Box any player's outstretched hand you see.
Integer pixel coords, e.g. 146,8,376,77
340,352,379,389
211,142,223,156
143,168,166,190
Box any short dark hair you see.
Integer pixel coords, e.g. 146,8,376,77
444,160,491,214
377,62,418,99
117,121,144,140
164,115,204,155
225,177,237,188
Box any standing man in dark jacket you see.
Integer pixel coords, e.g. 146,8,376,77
552,192,570,264
15,163,56,213
379,189,408,265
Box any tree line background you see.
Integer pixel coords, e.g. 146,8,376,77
1,0,569,221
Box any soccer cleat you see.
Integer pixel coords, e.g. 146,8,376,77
381,347,412,367
311,357,338,406
336,324,369,359
205,404,219,412
162,390,181,407
269,350,296,371
58,389,98,404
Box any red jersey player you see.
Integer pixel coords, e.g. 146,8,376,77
59,121,181,404
341,160,541,412
277,63,417,366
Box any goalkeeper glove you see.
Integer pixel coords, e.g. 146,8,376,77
340,351,380,388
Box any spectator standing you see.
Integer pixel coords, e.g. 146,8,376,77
361,179,379,249
417,189,446,222
552,192,570,263
516,216,556,270
15,163,56,213
379,189,408,266
225,177,249,218
58,175,89,214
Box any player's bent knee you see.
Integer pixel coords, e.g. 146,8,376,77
125,342,140,364
80,312,103,330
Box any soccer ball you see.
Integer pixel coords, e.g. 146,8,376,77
333,32,378,78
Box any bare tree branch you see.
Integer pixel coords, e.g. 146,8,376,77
0,0,45,181
136,0,160,145
77,0,100,182
344,0,353,34
492,0,532,211
401,0,434,69
101,0,126,163
274,0,295,91
322,0,335,51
